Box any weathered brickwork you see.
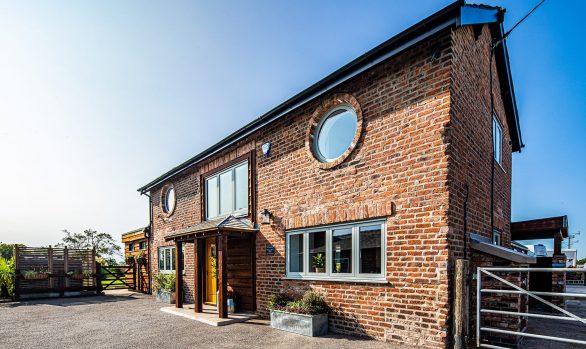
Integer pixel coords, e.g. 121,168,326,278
146,23,515,349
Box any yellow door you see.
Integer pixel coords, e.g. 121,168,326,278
205,238,217,304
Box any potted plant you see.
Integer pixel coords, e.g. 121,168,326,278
22,268,50,280
227,289,236,314
269,289,330,337
68,270,93,280
313,253,325,273
125,255,135,265
154,273,176,304
136,252,147,266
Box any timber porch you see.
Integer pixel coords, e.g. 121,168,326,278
166,215,257,319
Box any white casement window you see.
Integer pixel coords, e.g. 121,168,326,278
492,230,502,246
286,220,386,282
128,243,134,252
158,246,176,273
205,161,249,220
139,241,146,250
492,115,503,165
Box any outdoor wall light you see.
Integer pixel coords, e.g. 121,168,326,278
262,142,271,157
261,208,273,224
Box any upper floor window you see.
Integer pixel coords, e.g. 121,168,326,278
139,241,146,250
492,115,503,165
286,219,386,282
205,161,248,220
492,229,502,246
162,185,176,214
314,105,358,162
128,243,135,252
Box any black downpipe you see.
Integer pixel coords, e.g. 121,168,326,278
489,47,495,235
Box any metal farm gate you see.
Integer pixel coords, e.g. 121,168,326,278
476,267,586,348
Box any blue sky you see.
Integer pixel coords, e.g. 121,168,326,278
0,1,584,259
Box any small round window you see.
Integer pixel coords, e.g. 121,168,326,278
163,186,176,214
314,105,358,162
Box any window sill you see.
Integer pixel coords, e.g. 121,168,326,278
284,276,388,284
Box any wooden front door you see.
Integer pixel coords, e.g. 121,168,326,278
205,238,217,304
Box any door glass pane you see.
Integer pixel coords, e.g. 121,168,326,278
219,171,233,215
235,163,248,212
206,177,219,219
332,228,352,273
359,225,382,274
289,234,304,273
309,231,326,273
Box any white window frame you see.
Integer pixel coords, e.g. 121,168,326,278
492,230,502,246
128,243,134,252
139,241,146,250
286,219,387,283
158,246,175,274
492,114,503,166
205,160,249,220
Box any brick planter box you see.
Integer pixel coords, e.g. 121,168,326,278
270,310,328,337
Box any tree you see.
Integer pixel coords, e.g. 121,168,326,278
0,243,25,260
577,258,586,266
57,229,121,259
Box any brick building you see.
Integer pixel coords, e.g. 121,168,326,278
137,3,537,348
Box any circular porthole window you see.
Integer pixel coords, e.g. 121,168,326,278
306,93,363,169
314,105,358,162
162,185,176,215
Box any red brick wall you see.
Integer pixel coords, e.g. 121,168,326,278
147,24,515,349
447,25,513,260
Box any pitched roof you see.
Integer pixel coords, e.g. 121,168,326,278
139,2,522,194
165,215,258,240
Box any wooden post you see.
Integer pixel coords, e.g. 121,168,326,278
132,263,137,291
453,259,470,349
175,240,183,308
48,246,54,290
95,261,103,295
217,234,228,318
13,245,19,301
63,247,69,294
194,239,203,313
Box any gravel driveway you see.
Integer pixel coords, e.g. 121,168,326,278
0,291,409,349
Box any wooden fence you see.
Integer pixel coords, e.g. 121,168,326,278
14,246,100,300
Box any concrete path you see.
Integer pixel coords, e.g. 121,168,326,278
0,291,412,349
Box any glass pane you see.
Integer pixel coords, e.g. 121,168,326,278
164,249,171,271
235,163,248,212
332,228,352,273
165,187,175,213
219,171,234,215
171,248,176,271
359,225,382,274
316,108,357,161
159,249,164,270
289,234,304,273
206,177,218,219
309,231,326,273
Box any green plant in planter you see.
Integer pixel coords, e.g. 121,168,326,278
268,289,329,315
312,253,325,272
125,255,135,265
154,273,176,292
0,256,15,297
22,268,49,280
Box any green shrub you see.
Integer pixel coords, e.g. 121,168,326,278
0,256,15,297
154,273,176,292
268,289,329,315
